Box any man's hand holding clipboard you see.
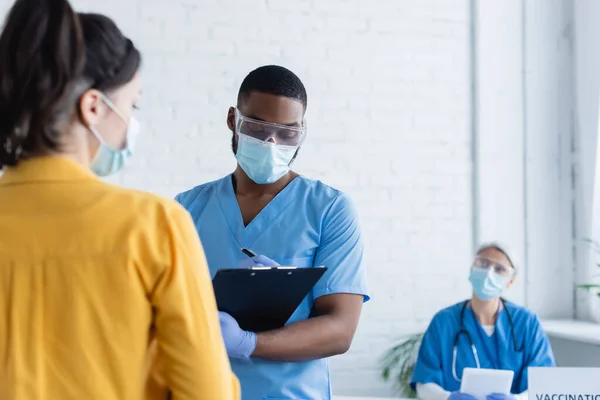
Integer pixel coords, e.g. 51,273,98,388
212,248,327,361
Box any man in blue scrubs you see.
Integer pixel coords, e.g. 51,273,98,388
176,65,369,399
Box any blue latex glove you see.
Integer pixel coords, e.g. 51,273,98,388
448,392,478,400
237,254,280,269
487,394,515,400
218,311,257,360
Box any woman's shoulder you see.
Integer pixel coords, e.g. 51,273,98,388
502,299,543,326
503,299,535,314
100,183,189,224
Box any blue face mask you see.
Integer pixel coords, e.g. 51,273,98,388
89,96,140,177
469,267,509,300
235,133,298,184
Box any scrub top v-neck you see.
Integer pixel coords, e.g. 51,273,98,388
217,174,302,247
176,174,369,400
410,300,555,394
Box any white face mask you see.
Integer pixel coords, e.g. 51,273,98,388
89,95,140,177
469,267,509,300
235,133,297,184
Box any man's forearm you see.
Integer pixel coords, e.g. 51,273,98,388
252,314,353,362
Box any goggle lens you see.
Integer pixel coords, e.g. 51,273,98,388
472,256,513,276
235,108,306,147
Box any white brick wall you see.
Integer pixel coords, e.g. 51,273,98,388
3,0,579,396
573,0,600,321
0,0,474,396
103,0,473,395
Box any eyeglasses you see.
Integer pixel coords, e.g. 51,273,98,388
234,108,306,147
472,256,514,277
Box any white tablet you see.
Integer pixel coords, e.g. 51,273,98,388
460,368,514,400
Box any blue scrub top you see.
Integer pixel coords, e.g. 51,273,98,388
411,300,555,394
176,175,369,400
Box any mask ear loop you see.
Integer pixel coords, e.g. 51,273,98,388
100,94,128,122
88,125,106,146
87,94,115,147
98,93,133,150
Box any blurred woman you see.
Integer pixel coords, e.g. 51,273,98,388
0,0,239,398
411,244,555,400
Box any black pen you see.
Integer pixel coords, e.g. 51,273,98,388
241,248,256,258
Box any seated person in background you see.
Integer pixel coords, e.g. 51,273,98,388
411,243,556,400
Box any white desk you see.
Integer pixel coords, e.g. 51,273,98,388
542,319,600,346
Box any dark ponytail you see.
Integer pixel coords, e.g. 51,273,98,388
0,0,86,168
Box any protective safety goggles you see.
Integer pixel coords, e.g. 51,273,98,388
472,256,515,277
234,108,307,147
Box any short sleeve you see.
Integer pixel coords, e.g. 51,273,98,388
519,315,556,391
312,193,369,301
174,191,187,206
411,316,444,390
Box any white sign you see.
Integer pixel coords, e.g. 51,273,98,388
529,367,600,400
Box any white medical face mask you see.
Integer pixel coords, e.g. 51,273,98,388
235,133,297,184
89,96,140,177
469,267,509,300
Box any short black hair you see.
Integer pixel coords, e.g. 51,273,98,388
237,65,307,111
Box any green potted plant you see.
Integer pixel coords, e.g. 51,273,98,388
380,332,424,398
576,239,600,322
576,239,600,296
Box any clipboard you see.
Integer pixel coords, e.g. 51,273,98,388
212,266,327,332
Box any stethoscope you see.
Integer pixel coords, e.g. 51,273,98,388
451,298,522,382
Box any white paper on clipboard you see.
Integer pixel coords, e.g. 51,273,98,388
459,368,514,400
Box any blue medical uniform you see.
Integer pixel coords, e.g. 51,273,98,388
176,175,369,400
411,300,555,394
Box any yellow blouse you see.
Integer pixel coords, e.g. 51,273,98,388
0,156,239,400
